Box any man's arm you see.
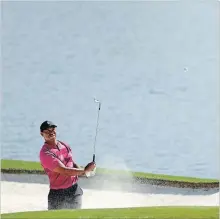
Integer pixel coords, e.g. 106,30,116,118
73,163,81,169
40,150,95,177
54,161,95,176
40,150,86,176
53,162,86,176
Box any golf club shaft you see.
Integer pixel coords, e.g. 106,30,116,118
93,100,101,162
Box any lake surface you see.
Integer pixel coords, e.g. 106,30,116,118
1,1,219,179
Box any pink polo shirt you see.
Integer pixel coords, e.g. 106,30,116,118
39,141,78,190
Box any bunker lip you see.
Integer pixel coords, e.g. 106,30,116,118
1,159,219,189
1,168,219,189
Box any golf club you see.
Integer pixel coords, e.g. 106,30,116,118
93,98,101,162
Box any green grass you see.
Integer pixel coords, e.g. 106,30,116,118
1,159,42,171
1,207,219,219
1,159,218,183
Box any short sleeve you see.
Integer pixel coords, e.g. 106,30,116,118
40,150,60,171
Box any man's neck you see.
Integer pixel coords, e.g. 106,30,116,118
45,139,58,148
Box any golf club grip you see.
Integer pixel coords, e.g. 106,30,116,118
93,154,95,162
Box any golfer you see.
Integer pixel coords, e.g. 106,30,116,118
39,120,96,210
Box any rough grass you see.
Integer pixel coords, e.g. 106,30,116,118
1,207,219,219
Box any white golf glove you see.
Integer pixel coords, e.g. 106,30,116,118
85,167,96,177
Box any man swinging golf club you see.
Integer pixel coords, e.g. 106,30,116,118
39,120,96,210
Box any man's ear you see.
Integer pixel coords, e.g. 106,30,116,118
40,132,43,137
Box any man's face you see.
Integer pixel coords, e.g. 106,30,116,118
41,127,57,141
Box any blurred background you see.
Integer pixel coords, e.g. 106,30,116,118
1,1,219,178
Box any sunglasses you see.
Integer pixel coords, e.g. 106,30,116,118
42,128,56,134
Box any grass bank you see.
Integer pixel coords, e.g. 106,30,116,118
1,159,218,183
1,207,218,219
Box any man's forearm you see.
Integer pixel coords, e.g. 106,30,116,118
63,167,86,176
73,163,81,169
54,161,87,176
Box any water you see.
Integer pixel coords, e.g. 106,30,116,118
1,1,219,179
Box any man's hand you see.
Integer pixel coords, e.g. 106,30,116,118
84,162,96,172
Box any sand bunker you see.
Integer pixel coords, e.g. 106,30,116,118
1,181,219,214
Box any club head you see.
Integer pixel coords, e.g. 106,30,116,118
94,98,100,103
